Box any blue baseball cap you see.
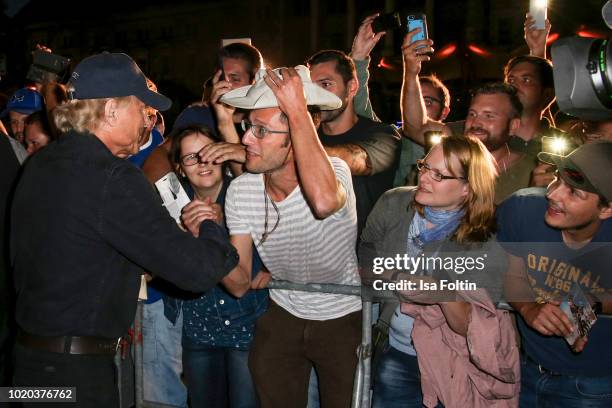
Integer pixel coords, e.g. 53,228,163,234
1,88,43,117
68,52,172,111
172,105,215,133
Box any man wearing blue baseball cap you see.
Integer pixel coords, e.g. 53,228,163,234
1,87,43,143
10,52,239,407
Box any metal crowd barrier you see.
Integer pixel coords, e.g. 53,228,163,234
129,280,610,408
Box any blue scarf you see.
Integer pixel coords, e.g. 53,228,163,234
411,206,464,250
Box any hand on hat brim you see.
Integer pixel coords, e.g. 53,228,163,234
263,67,309,115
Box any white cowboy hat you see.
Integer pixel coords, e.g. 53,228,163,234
219,65,342,111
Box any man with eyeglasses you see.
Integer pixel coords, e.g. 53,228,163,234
497,142,612,407
191,65,362,408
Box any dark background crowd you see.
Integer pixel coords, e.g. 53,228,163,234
0,0,608,125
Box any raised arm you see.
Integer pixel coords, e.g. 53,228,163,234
524,13,551,59
210,70,246,177
265,68,346,218
351,12,385,121
400,29,449,145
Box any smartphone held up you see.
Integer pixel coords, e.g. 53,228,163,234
529,0,547,29
407,14,430,49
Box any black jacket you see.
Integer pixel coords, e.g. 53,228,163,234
11,131,238,338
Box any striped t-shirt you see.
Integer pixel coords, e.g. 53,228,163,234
225,157,362,320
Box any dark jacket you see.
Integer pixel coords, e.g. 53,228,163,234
11,131,238,339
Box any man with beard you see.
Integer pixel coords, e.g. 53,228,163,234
307,50,400,236
497,142,612,407
407,80,533,203
464,83,536,203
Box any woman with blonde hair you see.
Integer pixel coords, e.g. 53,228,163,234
361,135,519,408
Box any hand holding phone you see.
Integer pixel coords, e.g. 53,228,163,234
401,24,434,76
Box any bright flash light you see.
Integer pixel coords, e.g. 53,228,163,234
430,134,443,146
551,137,567,153
534,0,547,8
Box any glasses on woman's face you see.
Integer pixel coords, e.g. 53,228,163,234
416,159,466,182
180,145,209,166
241,120,290,139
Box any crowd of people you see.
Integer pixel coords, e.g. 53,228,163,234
0,7,611,408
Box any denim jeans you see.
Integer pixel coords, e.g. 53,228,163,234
372,341,424,408
307,368,320,408
142,299,187,407
183,347,258,408
520,354,612,407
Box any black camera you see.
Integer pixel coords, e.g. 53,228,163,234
551,1,612,120
26,50,71,84
372,12,402,34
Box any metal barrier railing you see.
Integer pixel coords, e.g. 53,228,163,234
130,280,610,408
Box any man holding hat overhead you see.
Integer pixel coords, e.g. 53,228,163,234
10,53,238,407
181,66,362,408
497,142,612,407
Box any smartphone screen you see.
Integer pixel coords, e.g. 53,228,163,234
529,0,547,30
407,14,429,48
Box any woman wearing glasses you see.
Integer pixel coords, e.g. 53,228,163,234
167,125,269,408
360,135,519,407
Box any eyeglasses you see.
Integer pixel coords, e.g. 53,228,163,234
241,120,289,139
180,146,209,166
416,159,466,182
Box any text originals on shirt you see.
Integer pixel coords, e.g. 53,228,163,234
372,254,487,275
